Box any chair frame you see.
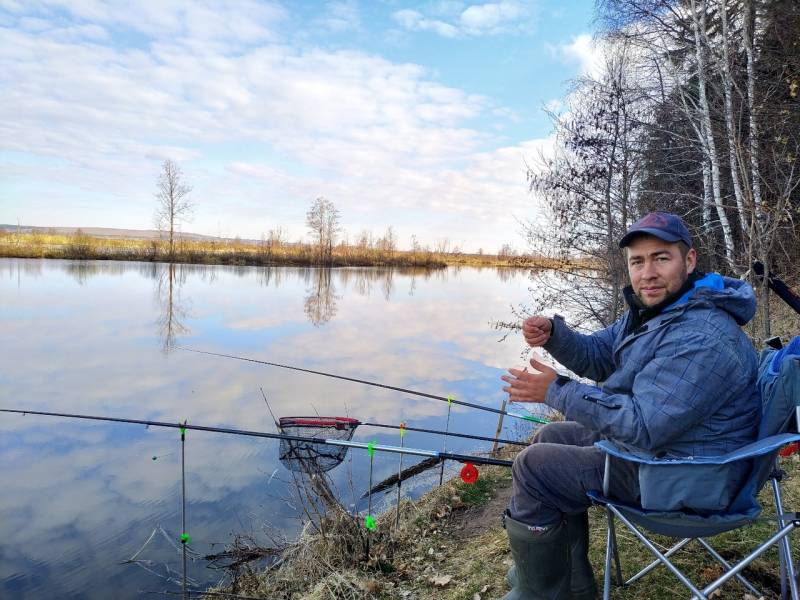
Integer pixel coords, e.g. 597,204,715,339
594,408,800,600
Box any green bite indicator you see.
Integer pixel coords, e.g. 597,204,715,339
364,515,376,531
522,415,549,425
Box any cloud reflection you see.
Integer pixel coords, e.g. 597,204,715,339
0,258,531,598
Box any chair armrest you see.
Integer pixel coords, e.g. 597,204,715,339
595,433,800,466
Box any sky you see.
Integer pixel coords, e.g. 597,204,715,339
0,0,600,253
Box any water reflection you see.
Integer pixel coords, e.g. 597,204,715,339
303,268,339,326
0,258,533,599
155,263,191,352
65,260,129,285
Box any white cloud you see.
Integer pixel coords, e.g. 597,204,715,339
317,0,362,33
8,0,287,45
392,1,537,38
549,33,606,78
0,1,553,252
392,9,461,38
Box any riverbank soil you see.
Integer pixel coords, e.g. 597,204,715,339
209,448,800,599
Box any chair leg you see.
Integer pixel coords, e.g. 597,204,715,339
772,478,800,600
696,538,762,597
626,538,692,586
603,507,622,600
701,522,798,599
606,508,623,586
603,509,614,600
607,505,709,599
780,538,788,600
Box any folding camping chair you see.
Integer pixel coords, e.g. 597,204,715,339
590,336,800,600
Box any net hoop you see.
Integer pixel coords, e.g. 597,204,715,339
279,416,360,430
278,416,360,473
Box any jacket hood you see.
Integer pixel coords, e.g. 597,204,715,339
670,273,757,326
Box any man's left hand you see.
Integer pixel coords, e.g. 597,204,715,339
501,357,558,403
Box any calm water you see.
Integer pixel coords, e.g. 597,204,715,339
0,258,539,599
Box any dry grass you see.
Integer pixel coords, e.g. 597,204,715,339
206,443,800,600
0,230,582,269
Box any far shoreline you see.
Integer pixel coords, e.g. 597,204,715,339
0,230,576,270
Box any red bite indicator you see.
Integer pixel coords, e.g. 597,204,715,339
460,462,479,484
779,442,800,458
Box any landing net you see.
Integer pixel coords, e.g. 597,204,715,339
278,416,359,473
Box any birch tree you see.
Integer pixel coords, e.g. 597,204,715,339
690,0,736,268
154,159,193,258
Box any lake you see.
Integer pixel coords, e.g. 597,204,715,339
0,258,540,599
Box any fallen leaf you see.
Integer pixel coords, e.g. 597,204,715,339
359,580,381,593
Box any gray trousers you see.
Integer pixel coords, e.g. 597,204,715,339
508,421,640,527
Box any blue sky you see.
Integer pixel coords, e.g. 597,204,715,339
0,0,599,252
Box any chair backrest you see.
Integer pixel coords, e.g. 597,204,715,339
730,336,800,512
758,336,800,438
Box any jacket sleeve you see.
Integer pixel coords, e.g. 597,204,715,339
544,328,749,452
543,314,622,382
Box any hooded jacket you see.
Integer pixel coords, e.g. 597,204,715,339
543,273,761,511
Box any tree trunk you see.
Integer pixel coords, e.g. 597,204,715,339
720,0,748,237
692,0,736,268
744,0,764,217
169,212,175,257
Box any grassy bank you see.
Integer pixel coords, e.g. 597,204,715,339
205,444,800,599
0,230,568,269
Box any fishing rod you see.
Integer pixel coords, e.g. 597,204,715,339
0,408,514,468
356,420,528,447
753,261,800,316
257,387,529,448
179,347,550,425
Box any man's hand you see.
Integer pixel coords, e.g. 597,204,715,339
523,316,553,347
501,357,558,404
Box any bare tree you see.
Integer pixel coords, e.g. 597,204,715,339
305,197,340,264
303,268,339,326
155,262,190,353
154,159,193,258
525,41,645,327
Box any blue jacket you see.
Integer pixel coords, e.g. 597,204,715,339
543,274,761,511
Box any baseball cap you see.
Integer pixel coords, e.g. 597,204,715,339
619,212,692,248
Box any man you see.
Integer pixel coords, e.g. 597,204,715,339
499,212,761,600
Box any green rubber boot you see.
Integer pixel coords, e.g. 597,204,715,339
499,513,571,600
566,512,597,600
505,513,597,600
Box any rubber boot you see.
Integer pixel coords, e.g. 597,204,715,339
499,513,571,600
506,513,597,600
566,512,597,600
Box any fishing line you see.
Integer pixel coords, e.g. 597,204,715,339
179,347,549,425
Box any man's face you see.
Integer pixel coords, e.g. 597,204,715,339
626,235,697,307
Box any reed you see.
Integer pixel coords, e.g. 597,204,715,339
0,230,575,269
